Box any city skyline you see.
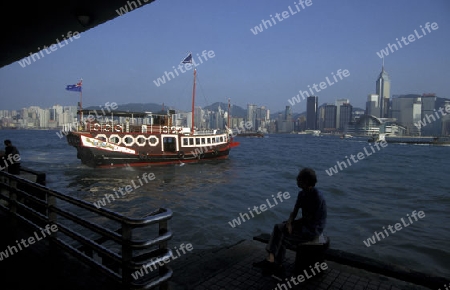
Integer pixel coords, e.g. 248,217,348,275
0,1,449,114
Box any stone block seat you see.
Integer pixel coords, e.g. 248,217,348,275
253,232,330,274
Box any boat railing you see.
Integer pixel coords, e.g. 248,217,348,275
81,121,188,135
0,170,173,290
194,129,224,136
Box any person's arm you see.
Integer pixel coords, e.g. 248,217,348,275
286,192,302,233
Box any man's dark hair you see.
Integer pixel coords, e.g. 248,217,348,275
297,168,317,187
4,139,11,146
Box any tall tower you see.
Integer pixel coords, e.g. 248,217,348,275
376,58,391,118
306,96,318,130
247,104,257,131
335,98,349,129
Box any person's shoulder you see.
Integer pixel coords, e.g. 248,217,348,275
313,188,326,199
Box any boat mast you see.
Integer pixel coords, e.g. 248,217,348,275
228,98,231,129
191,67,197,135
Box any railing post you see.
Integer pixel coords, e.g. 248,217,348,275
8,177,17,216
47,191,57,224
159,219,169,290
121,223,133,288
8,176,18,229
47,190,58,260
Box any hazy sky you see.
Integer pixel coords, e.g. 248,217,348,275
0,0,449,114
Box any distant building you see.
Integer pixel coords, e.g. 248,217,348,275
366,94,379,117
335,99,349,129
246,104,257,131
317,105,326,131
323,104,337,132
391,94,424,135
306,96,318,130
339,103,353,132
376,62,391,118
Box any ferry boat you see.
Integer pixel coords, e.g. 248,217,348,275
368,133,450,145
65,54,239,168
340,134,353,139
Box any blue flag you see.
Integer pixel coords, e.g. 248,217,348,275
66,80,82,92
182,53,192,64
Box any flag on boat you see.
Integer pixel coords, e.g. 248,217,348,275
181,53,192,64
66,79,82,92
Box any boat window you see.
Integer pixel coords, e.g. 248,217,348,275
207,138,211,144
189,138,194,145
183,138,188,146
201,138,205,144
196,138,200,145
163,137,176,152
149,137,158,144
137,137,146,145
211,138,215,144
220,136,223,142
124,137,133,145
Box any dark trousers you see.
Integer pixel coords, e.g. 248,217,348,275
266,219,313,264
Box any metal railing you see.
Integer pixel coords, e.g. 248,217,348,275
0,170,173,290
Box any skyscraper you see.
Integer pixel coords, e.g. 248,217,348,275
335,99,349,129
247,104,257,131
324,104,337,131
366,94,379,117
376,60,391,118
306,96,318,130
339,103,353,131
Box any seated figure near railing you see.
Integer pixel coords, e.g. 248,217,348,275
253,168,327,279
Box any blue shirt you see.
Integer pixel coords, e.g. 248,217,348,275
291,188,327,238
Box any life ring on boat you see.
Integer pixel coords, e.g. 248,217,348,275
95,134,107,142
135,135,147,147
148,135,159,147
123,135,135,146
109,134,122,145
177,151,184,159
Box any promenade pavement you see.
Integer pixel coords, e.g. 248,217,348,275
0,208,445,290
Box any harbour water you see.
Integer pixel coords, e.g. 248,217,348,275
1,129,449,279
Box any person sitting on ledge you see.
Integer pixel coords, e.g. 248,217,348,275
253,167,327,277
3,139,21,175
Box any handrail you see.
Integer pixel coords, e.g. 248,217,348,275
0,170,173,290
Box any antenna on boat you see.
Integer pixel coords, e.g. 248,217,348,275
228,98,231,128
181,52,194,135
191,67,197,135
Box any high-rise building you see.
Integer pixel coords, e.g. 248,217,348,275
366,94,379,117
247,104,257,131
324,104,337,131
335,99,349,129
306,96,318,130
391,94,422,135
339,103,353,131
376,61,391,118
317,104,326,131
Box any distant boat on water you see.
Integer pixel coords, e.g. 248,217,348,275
298,130,321,136
236,132,264,138
368,133,450,145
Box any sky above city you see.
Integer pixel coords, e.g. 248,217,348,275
0,0,449,114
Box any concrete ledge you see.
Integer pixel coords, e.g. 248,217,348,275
325,248,448,289
253,233,449,289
